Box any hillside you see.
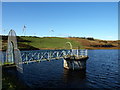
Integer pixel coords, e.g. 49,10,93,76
67,37,119,49
1,36,119,51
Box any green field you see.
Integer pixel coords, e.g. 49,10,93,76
2,36,118,50
17,36,83,50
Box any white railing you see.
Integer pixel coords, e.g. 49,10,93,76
69,49,88,56
20,49,88,63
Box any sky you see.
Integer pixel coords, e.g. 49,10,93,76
2,2,118,40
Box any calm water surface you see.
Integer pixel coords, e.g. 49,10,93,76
3,50,120,88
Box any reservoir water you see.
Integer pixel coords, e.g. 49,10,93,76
3,49,120,88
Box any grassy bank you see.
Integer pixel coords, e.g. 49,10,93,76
19,37,83,50
2,36,119,50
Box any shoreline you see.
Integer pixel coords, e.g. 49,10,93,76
1,47,120,51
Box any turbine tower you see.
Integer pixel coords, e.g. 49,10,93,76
22,25,26,36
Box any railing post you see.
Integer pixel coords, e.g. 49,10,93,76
55,51,60,60
47,52,51,61
77,49,78,57
37,53,41,62
86,49,88,56
57,52,59,57
25,53,28,64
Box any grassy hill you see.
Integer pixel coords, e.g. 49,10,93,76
2,36,83,50
1,36,119,51
18,36,83,50
67,37,119,49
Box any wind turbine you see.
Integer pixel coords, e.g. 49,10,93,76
49,26,54,37
22,25,26,36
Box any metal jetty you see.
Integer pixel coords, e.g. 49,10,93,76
2,30,89,72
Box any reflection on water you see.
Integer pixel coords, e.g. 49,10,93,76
2,50,120,88
2,67,29,89
63,69,86,83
